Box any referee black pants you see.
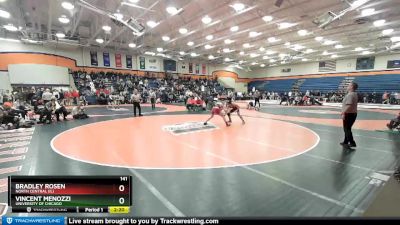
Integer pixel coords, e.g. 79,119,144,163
254,98,260,108
343,113,357,144
133,102,141,116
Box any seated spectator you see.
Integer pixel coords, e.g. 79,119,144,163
382,91,390,104
1,102,21,129
72,102,89,119
387,112,400,130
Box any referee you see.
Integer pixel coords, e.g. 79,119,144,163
341,82,358,148
131,89,143,117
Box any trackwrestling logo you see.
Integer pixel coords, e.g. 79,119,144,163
162,122,218,135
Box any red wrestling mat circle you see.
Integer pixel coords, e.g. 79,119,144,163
51,115,319,169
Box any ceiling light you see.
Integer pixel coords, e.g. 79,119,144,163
361,8,375,17
278,22,295,29
251,62,258,65
297,29,308,36
190,52,198,57
224,39,234,44
260,64,266,67
361,50,373,55
145,51,155,56
0,9,10,18
302,58,309,62
3,24,18,32
335,44,343,49
208,55,215,60
305,49,314,53
96,38,104,44
239,51,245,55
259,47,265,52
262,56,269,60
279,53,287,58
284,42,291,46
129,0,140,3
129,43,136,48
292,44,305,50
205,44,214,49
179,28,188,34
58,15,70,24
230,26,239,32
187,41,194,46
351,0,369,8
323,40,336,45
250,53,259,58
267,37,279,43
179,51,185,55
223,48,230,53
162,36,170,41
373,19,385,27
55,32,65,38
243,43,251,48
269,59,276,63
382,29,394,35
102,25,111,32
249,31,261,38
391,36,400,42
315,36,323,41
354,47,364,51
61,1,74,10
147,21,158,28
157,48,163,52
166,6,181,15
239,60,245,64
202,15,212,24
224,57,232,62
262,16,273,22
266,50,276,55
331,54,338,58
206,35,213,40
232,3,245,12
113,12,124,20
322,50,329,55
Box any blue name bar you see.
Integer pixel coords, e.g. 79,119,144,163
2,217,65,225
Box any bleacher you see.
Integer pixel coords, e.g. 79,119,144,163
299,76,343,93
248,79,297,93
353,74,400,93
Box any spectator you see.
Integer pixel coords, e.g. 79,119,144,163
42,89,53,104
72,102,89,119
386,112,400,130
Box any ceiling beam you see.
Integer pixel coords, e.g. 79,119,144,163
71,5,84,37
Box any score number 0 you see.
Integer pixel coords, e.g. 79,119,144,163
119,176,128,205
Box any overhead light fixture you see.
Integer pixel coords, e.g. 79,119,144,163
266,50,276,55
147,21,158,28
267,37,279,43
0,9,10,18
230,26,239,32
322,50,329,55
187,41,194,46
96,38,104,44
297,29,308,36
323,40,336,45
391,36,400,42
373,19,385,27
262,15,273,22
302,58,309,62
206,35,213,40
190,52,198,57
61,1,74,10
224,39,234,44
179,28,188,34
129,43,136,48
361,8,375,17
260,64,266,67
382,29,394,35
279,53,287,58
129,0,140,3
58,15,70,24
205,44,214,49
278,22,295,29
231,3,245,12
243,43,251,48
145,51,155,56
55,32,65,38
202,16,212,24
224,57,232,62
305,49,314,53
335,44,344,49
251,62,258,65
361,50,373,55
262,56,269,60
239,51,245,55
162,36,170,41
331,54,338,58
179,51,185,55
157,47,163,52
259,47,265,52
269,59,276,63
284,42,291,46
166,6,182,15
102,25,111,32
351,0,369,9
250,53,259,58
354,47,364,51
113,12,124,20
315,36,323,41
3,24,18,32
249,31,261,38
208,55,215,60
292,44,305,50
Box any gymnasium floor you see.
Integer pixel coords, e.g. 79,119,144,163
0,102,399,217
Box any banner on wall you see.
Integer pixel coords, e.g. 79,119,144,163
90,51,98,66
126,55,132,68
139,56,145,69
103,52,110,67
189,63,193,73
201,64,206,75
195,63,200,74
115,54,122,68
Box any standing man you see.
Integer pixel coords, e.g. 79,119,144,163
149,89,156,110
341,82,359,148
131,89,143,117
254,90,261,108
